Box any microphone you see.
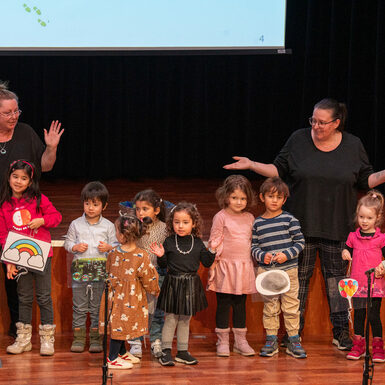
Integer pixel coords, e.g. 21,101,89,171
365,267,376,275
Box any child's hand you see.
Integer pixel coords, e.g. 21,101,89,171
6,264,18,279
98,241,113,253
375,263,385,278
342,249,352,261
150,242,165,257
273,252,288,264
208,237,223,253
28,218,45,230
264,253,274,264
73,243,88,253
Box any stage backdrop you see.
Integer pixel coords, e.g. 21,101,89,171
0,0,384,180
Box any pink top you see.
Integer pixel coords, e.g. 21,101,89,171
347,227,385,297
0,195,62,258
207,209,256,294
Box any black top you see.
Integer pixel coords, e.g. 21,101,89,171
0,122,45,182
274,128,373,241
157,235,215,274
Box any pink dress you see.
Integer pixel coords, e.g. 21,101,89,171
347,227,385,297
207,209,256,294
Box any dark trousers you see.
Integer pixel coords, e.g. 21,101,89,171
298,237,349,337
109,339,126,361
2,263,19,327
353,297,382,337
215,292,247,329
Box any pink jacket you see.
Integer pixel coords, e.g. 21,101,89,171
0,195,62,258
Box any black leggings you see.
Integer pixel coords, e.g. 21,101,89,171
353,297,382,337
109,339,127,361
216,293,246,329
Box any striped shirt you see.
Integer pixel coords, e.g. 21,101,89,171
251,211,305,270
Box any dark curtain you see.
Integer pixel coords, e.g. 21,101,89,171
0,0,384,179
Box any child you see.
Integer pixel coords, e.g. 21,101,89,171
64,181,118,353
342,190,385,362
252,177,306,359
207,175,257,357
100,215,160,370
0,160,61,356
150,202,216,366
128,189,167,359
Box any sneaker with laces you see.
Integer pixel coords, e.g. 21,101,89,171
332,329,352,351
259,335,279,357
129,341,142,358
107,357,133,370
159,349,175,366
175,350,198,365
151,339,163,358
286,335,307,359
119,351,141,364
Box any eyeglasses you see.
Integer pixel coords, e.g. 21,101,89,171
308,117,336,128
0,109,22,119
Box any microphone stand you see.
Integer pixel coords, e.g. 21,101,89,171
362,270,374,385
102,279,113,385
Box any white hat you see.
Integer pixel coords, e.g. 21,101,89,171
256,269,290,296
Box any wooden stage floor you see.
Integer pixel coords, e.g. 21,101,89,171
0,333,383,385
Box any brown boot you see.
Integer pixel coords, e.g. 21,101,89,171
71,328,86,353
89,327,103,353
232,328,255,356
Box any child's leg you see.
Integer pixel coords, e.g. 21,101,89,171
176,315,191,352
17,271,34,324
231,294,247,328
72,284,89,329
353,307,366,337
215,292,232,328
281,268,300,337
162,313,178,350
35,258,54,325
149,274,165,343
369,298,382,337
346,299,366,360
88,281,104,353
109,339,125,361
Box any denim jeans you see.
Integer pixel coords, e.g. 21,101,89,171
72,281,105,328
17,257,53,325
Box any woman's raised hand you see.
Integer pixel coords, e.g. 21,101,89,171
223,156,252,170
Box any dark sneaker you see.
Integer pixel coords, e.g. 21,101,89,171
175,350,198,365
259,335,279,357
280,333,289,348
159,349,175,366
286,335,307,359
332,329,352,351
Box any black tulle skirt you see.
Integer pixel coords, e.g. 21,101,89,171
157,272,208,316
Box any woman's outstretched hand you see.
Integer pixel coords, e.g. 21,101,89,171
223,156,251,170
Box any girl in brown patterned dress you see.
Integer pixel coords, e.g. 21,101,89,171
100,215,160,370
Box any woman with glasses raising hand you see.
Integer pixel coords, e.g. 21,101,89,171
224,98,385,352
0,80,64,339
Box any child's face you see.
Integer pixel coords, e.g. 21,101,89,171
173,210,194,237
9,169,31,198
135,200,160,221
84,198,105,222
357,205,378,233
226,188,247,214
260,189,286,215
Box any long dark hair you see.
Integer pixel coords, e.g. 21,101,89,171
133,189,166,222
0,160,41,210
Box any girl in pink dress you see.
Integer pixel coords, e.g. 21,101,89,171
207,175,256,357
342,190,385,362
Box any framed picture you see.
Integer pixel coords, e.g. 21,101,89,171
1,231,51,274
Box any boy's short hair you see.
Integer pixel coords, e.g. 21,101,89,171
259,177,290,198
81,181,109,207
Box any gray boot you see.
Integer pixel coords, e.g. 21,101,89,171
71,328,86,353
6,322,32,354
89,327,103,353
39,324,56,356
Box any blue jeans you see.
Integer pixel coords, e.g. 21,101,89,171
72,281,104,328
17,258,53,325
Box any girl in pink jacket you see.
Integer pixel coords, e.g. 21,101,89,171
0,160,61,356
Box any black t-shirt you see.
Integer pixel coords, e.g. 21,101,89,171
274,128,373,241
0,122,45,182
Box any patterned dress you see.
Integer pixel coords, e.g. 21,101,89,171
99,246,159,340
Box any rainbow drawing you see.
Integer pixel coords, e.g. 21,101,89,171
9,239,43,256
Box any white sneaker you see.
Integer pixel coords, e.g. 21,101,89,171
107,357,133,370
129,342,142,358
119,351,141,364
151,339,163,358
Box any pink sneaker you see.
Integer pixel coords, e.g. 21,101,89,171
346,335,365,360
372,337,385,363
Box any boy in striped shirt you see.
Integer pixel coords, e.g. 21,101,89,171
252,177,306,359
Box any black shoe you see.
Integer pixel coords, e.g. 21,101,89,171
175,350,198,365
159,349,175,366
332,329,352,351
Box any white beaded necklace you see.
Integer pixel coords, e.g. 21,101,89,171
175,234,194,255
